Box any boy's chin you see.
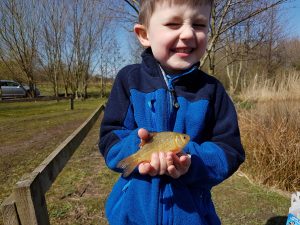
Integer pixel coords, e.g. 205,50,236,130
164,64,196,74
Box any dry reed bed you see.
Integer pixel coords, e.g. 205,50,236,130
238,101,300,192
240,71,300,102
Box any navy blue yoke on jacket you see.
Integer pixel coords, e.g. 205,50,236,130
99,48,245,225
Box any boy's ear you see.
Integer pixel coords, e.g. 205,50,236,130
134,24,150,47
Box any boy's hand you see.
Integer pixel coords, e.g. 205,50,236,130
137,128,191,178
166,152,191,179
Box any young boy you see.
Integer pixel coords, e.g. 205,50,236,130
99,0,245,224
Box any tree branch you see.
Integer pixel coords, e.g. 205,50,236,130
124,0,139,14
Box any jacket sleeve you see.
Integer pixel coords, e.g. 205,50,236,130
181,83,245,189
99,66,140,173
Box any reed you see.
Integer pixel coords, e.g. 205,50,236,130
239,70,300,102
238,101,300,191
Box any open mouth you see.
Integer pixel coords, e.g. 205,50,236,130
171,48,194,55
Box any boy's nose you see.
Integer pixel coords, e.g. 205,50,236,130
179,25,194,40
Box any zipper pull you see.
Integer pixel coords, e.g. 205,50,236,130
166,75,180,109
170,90,180,109
173,101,180,109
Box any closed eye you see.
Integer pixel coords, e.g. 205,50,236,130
165,23,181,29
193,24,207,29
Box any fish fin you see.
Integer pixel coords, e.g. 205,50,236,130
117,156,139,177
150,132,157,137
139,139,146,148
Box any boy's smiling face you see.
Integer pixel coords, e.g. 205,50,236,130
135,2,211,74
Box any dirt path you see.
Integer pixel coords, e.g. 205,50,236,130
0,120,83,156
0,118,87,206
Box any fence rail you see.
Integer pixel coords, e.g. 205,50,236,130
1,104,105,225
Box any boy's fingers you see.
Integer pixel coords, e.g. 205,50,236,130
166,152,174,167
138,128,149,140
182,154,191,167
139,152,190,177
149,152,159,176
172,153,181,167
159,152,167,175
138,162,151,175
178,155,191,175
178,155,187,167
138,128,151,147
167,165,180,179
166,153,191,178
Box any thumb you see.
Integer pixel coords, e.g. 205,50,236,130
138,128,150,140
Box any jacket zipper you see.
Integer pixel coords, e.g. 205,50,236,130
159,65,198,224
161,66,198,130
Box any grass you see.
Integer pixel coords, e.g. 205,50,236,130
46,115,119,224
0,96,292,225
0,98,105,208
37,81,112,98
213,172,290,225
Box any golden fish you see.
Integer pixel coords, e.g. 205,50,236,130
117,132,190,177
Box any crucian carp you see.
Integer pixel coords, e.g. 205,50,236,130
117,131,190,177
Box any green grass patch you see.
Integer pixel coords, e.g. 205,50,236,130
46,118,118,225
212,173,290,225
0,98,105,209
37,81,112,98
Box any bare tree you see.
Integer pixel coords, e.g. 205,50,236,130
204,0,289,75
39,0,66,97
67,0,110,99
0,0,40,97
222,6,266,95
98,26,124,97
258,6,286,77
0,0,124,98
283,38,300,71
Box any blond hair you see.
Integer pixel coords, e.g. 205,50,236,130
138,0,214,27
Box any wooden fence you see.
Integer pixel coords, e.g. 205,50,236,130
1,104,105,225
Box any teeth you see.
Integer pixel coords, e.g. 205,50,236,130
175,48,192,53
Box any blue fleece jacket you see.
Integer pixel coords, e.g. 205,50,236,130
99,48,245,225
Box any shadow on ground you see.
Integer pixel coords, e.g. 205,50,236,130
265,216,288,225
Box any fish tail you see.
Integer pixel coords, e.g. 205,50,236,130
117,155,139,177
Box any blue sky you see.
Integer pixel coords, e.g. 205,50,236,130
282,0,300,38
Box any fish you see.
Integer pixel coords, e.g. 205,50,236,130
117,131,190,177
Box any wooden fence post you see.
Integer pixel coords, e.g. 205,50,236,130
14,172,50,225
1,194,20,225
70,95,74,110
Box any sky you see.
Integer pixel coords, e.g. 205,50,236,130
283,0,300,38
